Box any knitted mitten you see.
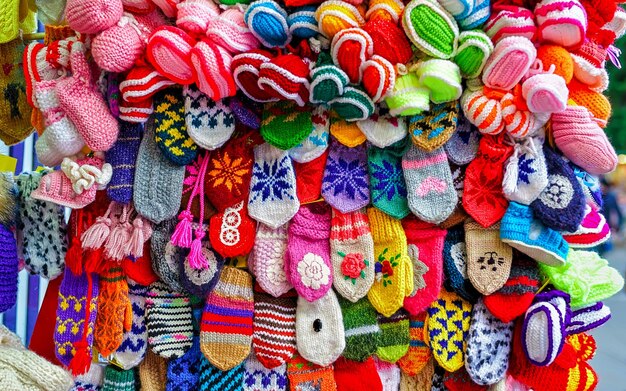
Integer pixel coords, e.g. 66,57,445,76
333,357,383,391
102,365,135,391
138,350,168,390
294,151,327,203
106,121,143,204
443,227,480,303
397,312,431,377
338,296,381,362
94,266,132,357
465,220,513,295
0,40,32,145
408,101,458,152
153,87,198,166
260,101,313,150
166,336,202,391
184,83,235,151
113,279,148,369
289,106,330,164
71,363,104,391
399,358,434,391
367,138,411,219
250,223,293,297
373,357,401,391
286,353,337,391
376,310,410,363
243,354,288,391
198,358,245,391
444,112,481,166
0,224,17,313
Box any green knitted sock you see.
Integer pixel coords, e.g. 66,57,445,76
368,137,411,220
376,310,410,363
339,296,381,362
102,365,136,391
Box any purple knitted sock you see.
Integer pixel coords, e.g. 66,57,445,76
106,121,143,204
0,224,18,313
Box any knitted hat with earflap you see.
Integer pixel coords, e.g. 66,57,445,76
65,0,124,34
206,8,260,54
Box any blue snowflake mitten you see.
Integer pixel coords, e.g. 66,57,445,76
322,136,370,213
503,137,548,206
248,143,300,228
367,137,411,219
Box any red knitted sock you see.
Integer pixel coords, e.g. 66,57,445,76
333,357,383,391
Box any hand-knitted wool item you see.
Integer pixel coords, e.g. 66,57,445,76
570,166,603,210
243,354,288,391
444,113,480,166
295,289,345,366
454,30,494,79
481,36,537,91
408,101,458,152
362,18,412,66
322,137,370,214
289,106,330,164
288,6,321,39
399,357,434,391
315,0,366,39
248,143,299,228
94,266,132,357
0,224,18,313
376,310,410,363
153,88,198,166
402,0,459,60
330,27,373,84
190,39,238,102
232,50,278,103
201,267,254,371
522,290,571,367
176,0,220,34
368,138,411,219
71,364,104,391
443,227,479,303
245,0,292,48
250,224,293,297
178,235,225,298
397,313,430,377
384,73,430,118
206,8,260,54
65,0,123,34
443,368,488,391
286,203,333,302
402,145,457,224
330,208,375,302
309,55,350,106
502,138,548,206
54,270,99,371
465,298,514,386
402,217,447,315
229,96,262,130
134,119,186,224
566,301,611,335
463,135,514,228
260,102,313,151
367,207,412,318
102,365,135,391
0,40,33,145
258,54,310,106
333,357,382,391
535,0,587,49
483,253,539,323
500,202,569,266
252,287,297,369
113,280,148,370
415,59,462,104
356,109,407,149
329,119,367,148
484,5,536,44
338,296,381,361
465,220,512,295
199,359,244,391
119,64,176,106
365,0,403,22
522,72,569,114
183,84,235,151
426,288,472,373
286,353,337,391
330,86,376,122
294,151,327,203
150,218,185,292
166,336,202,391
429,365,446,391
530,146,586,233
538,250,624,308
567,79,612,127
105,121,142,204
138,349,168,390
373,357,401,391
145,281,194,359
16,171,67,279
146,26,195,85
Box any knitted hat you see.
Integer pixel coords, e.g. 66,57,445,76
362,18,413,66
288,6,320,39
385,73,430,117
402,0,459,60
457,0,490,30
176,0,220,34
0,40,33,146
206,8,260,54
65,0,124,34
482,36,537,91
535,0,588,49
245,0,292,48
570,40,609,92
454,30,494,79
232,50,279,102
316,0,366,39
258,54,310,106
484,6,537,44
191,39,237,101
146,26,196,85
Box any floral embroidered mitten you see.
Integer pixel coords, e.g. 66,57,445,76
502,137,548,206
330,208,375,302
402,216,447,315
251,223,293,297
368,138,411,219
153,87,198,166
367,207,413,318
94,266,132,357
113,280,148,370
322,136,370,214
402,145,457,224
397,312,431,377
286,203,333,302
338,296,381,362
463,135,514,228
376,310,410,363
248,143,299,228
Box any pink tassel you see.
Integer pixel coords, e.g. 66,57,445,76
80,216,112,250
126,217,146,258
171,210,193,248
187,228,208,270
105,223,131,261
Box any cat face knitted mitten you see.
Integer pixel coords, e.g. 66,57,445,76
465,220,513,295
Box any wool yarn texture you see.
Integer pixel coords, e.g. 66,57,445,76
250,223,293,297
113,279,148,370
338,295,381,362
0,224,17,313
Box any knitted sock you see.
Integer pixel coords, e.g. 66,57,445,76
376,310,410,363
184,84,235,151
16,171,67,279
0,40,32,145
72,364,104,391
333,357,383,391
399,358,434,391
243,354,288,391
356,110,408,149
113,280,148,370
260,101,313,150
322,136,370,214
402,217,447,315
166,336,202,391
106,121,142,204
483,253,540,323
502,138,548,206
199,359,245,391
444,112,481,166
153,87,198,166
289,106,330,164
102,365,135,391
367,207,412,318
286,203,333,302
397,313,431,377
139,350,168,391
408,101,458,152
443,227,480,303
373,357,401,391
145,281,194,359
530,146,586,233
295,289,345,367
294,151,328,204
150,218,185,292
0,224,18,313
252,286,297,369
402,145,457,224
465,298,514,386
463,135,514,228
426,288,472,373
251,223,293,297
286,354,337,391
248,143,299,228
201,266,254,371
465,220,513,296
330,208,376,302
94,266,132,357
367,138,411,220
338,296,381,361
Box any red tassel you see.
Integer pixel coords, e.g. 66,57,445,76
187,228,208,270
68,340,92,376
65,237,84,276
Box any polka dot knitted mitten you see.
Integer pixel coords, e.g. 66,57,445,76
376,310,410,363
338,296,381,362
367,138,411,220
113,279,148,370
243,354,288,391
250,223,293,297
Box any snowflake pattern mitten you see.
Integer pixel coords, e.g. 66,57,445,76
503,137,548,205
184,84,235,151
368,138,411,220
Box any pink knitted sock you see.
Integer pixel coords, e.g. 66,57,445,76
286,203,333,302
